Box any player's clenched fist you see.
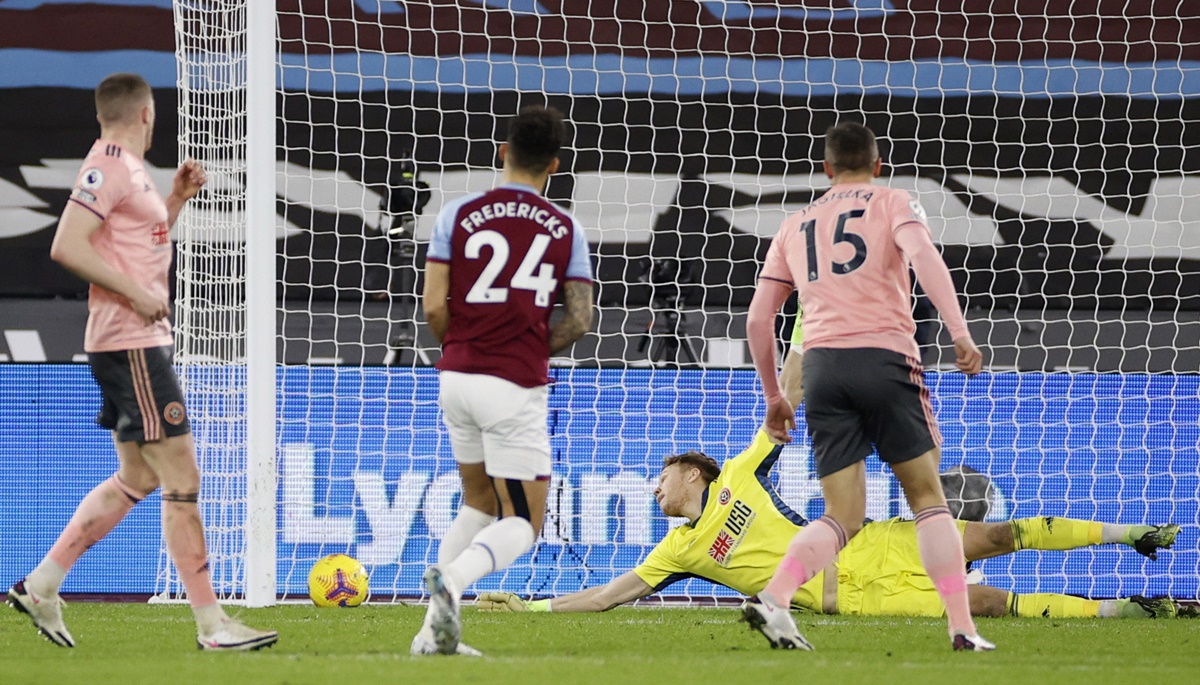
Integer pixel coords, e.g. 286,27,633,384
476,591,529,612
953,337,983,375
171,158,208,202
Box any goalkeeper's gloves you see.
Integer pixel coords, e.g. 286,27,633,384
475,592,551,612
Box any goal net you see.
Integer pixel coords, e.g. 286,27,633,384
167,1,1200,605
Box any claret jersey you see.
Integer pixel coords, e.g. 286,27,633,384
426,182,592,387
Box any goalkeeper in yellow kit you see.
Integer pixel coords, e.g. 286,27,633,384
479,325,1183,620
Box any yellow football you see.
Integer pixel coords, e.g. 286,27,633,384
308,553,369,607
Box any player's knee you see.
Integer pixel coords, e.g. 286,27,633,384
461,487,498,516
969,588,1008,617
986,522,1015,552
115,463,159,496
462,476,497,516
904,483,948,512
982,593,1008,618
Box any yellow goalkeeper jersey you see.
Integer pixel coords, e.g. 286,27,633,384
789,301,804,347
632,429,825,612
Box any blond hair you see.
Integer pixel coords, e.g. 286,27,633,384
95,73,152,124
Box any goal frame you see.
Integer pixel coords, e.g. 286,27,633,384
243,0,278,608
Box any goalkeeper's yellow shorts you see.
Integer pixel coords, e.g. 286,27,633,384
834,517,970,618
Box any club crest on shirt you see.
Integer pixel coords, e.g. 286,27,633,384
718,487,732,505
708,499,755,567
81,168,104,190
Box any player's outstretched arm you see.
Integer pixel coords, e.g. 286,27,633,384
548,280,594,354
50,202,168,325
478,571,654,613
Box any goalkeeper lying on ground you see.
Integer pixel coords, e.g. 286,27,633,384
480,332,1183,620
480,432,1181,619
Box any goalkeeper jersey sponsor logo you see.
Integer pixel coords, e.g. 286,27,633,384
708,499,755,567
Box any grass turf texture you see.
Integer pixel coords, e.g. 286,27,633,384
2,603,1193,685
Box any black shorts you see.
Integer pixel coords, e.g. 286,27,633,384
802,347,941,478
88,346,190,443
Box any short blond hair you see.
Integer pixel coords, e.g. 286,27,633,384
95,73,152,124
663,451,721,485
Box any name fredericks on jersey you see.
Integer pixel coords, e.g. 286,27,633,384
708,499,755,567
458,201,570,238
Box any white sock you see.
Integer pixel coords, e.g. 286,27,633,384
444,517,536,595
26,558,67,596
193,602,227,633
439,506,496,565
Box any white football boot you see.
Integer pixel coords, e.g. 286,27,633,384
196,616,279,651
421,565,462,655
7,580,75,648
740,593,813,651
951,631,997,652
410,626,483,657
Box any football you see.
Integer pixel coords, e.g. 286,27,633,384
307,553,369,607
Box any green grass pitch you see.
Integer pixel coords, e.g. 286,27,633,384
2,603,1193,685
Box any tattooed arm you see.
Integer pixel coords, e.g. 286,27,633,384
548,280,594,355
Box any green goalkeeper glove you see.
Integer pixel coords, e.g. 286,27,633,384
476,592,552,612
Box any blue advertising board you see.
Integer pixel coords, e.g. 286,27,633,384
1,365,1196,601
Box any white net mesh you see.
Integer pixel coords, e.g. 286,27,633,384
170,1,1200,604
160,0,251,599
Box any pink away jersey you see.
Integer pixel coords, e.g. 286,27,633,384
761,183,961,359
69,140,173,353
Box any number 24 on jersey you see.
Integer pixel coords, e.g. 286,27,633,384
463,230,558,307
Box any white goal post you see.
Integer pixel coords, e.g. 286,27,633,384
164,1,1200,607
161,0,276,606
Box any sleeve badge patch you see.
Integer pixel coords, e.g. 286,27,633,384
81,168,105,190
907,198,928,222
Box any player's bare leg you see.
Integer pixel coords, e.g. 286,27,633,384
8,436,157,648
892,449,993,651
961,519,1179,562
411,462,493,657
141,434,277,651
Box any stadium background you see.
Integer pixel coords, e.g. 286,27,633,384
0,1,1197,602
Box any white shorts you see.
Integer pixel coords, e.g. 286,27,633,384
438,370,552,481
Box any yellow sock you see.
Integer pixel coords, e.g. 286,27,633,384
1007,592,1100,618
1008,516,1103,551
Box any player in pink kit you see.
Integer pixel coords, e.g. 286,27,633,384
412,105,594,656
6,73,276,651
740,122,993,651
